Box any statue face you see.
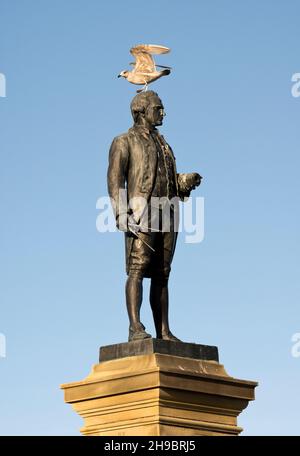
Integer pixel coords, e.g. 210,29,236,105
144,98,165,127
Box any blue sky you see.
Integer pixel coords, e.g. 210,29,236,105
0,0,299,435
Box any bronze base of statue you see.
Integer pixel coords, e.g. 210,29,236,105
100,338,219,362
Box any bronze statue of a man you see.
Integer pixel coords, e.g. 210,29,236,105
107,91,201,342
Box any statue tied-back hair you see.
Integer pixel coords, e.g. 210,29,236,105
130,90,161,123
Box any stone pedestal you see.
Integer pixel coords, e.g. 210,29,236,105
61,339,257,436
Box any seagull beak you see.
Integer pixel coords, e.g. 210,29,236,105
117,74,121,78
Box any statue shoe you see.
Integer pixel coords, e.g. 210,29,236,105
160,331,182,342
128,325,152,342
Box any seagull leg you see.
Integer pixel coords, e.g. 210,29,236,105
136,82,148,93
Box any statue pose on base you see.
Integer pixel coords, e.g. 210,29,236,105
107,91,201,342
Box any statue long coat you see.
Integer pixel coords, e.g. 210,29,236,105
107,124,189,273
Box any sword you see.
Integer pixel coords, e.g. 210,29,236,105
130,223,161,232
128,226,156,252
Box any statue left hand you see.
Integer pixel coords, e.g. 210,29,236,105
189,173,202,190
184,173,202,191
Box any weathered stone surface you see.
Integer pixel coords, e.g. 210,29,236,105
61,353,257,436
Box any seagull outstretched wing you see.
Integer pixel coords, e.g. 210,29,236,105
130,44,171,74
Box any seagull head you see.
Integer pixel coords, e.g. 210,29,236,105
118,70,129,79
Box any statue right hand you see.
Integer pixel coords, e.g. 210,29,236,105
127,214,141,236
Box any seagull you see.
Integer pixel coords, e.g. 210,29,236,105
118,44,171,92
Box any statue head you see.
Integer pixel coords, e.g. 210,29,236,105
130,91,165,128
